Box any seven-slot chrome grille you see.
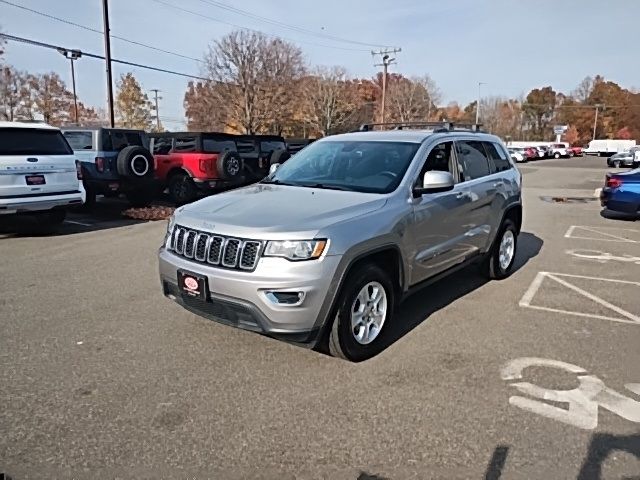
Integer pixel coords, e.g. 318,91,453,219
170,225,262,271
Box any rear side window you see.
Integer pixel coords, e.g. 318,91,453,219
151,137,172,155
63,131,93,150
455,140,491,181
125,132,144,147
110,131,129,151
483,142,512,173
260,140,286,153
236,139,256,154
174,137,197,152
0,128,73,155
203,139,237,153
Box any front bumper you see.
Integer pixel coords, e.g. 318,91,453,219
0,190,84,214
158,248,343,345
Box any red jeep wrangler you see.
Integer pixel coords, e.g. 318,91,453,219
149,132,245,204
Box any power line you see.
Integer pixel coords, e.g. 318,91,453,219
195,0,393,49
150,0,371,52
0,0,202,63
0,33,209,81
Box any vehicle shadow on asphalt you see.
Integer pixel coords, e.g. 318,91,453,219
577,433,640,480
0,197,172,237
377,232,544,356
600,209,639,222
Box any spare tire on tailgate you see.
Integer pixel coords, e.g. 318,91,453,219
269,148,291,165
217,151,243,180
117,146,155,179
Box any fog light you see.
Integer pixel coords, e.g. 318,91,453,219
265,291,305,306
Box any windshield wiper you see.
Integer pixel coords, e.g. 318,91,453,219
260,178,297,186
298,182,354,191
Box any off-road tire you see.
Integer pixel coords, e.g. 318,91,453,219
329,263,395,362
216,151,243,180
116,146,155,179
168,172,198,205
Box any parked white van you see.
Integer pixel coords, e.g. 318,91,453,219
0,122,85,231
584,139,636,156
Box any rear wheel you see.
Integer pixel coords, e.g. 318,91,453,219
554,152,561,159
613,160,621,168
481,219,518,280
169,173,198,205
328,263,395,362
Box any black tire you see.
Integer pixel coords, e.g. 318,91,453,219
554,152,561,159
328,263,395,362
269,148,291,166
116,146,155,179
480,219,518,280
168,173,198,205
216,151,243,180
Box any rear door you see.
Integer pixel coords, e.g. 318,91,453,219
0,127,79,198
454,139,496,253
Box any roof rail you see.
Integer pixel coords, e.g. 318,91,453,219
358,121,483,133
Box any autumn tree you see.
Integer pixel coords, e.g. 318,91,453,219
0,66,32,121
302,66,360,136
386,74,441,123
30,72,74,125
115,72,152,129
481,97,523,139
184,80,226,131
522,86,557,139
203,30,305,134
564,125,579,145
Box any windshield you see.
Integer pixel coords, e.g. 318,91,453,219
267,140,420,193
63,131,93,150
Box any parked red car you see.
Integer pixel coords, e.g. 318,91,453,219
568,146,583,157
524,147,537,160
149,132,245,204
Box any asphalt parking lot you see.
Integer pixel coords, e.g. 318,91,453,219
1,156,639,479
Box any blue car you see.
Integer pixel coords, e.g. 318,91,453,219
600,168,640,215
62,127,156,207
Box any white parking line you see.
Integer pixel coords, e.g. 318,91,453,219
566,249,640,264
564,225,640,243
64,220,92,227
519,272,640,325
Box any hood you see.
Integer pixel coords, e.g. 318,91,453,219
176,184,388,239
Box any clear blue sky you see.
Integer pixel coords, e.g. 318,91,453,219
2,0,638,129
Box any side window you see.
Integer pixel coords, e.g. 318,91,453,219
110,131,128,151
152,137,172,155
418,141,456,182
174,136,196,152
236,139,256,155
455,141,491,182
483,142,512,173
124,132,143,147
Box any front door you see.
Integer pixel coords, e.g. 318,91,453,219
408,141,474,285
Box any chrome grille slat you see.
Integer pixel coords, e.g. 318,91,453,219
222,239,242,268
170,225,260,271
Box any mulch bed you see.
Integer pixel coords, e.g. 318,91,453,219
122,205,175,221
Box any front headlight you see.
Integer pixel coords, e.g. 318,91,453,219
263,239,327,261
164,214,176,248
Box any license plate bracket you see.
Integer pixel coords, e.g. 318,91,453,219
177,270,208,301
25,175,46,186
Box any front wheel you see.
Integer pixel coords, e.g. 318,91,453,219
554,152,561,159
481,219,518,280
329,264,395,362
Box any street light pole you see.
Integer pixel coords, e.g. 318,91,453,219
57,48,81,124
475,82,485,125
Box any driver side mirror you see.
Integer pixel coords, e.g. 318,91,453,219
413,171,455,197
269,163,280,175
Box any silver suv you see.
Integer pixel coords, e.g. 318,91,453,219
159,122,522,361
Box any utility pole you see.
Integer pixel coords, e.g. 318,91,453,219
57,48,82,124
592,104,602,140
150,89,161,131
475,82,485,125
102,0,115,127
372,48,401,124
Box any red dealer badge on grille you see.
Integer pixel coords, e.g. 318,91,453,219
184,276,199,291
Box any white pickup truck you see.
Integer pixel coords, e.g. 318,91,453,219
0,121,85,231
